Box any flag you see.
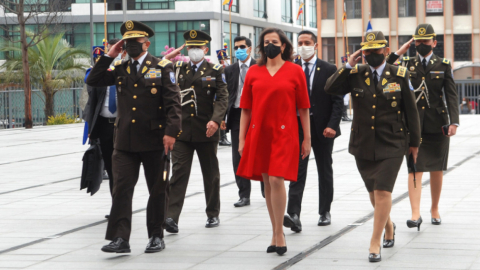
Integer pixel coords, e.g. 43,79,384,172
222,0,233,10
296,3,304,20
366,20,373,32
342,12,347,23
82,121,89,145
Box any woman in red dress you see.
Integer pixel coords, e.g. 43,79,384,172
237,28,311,255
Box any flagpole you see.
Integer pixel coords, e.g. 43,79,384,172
229,7,232,63
104,0,108,53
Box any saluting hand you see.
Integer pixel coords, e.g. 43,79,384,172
396,38,414,56
163,135,176,155
348,49,363,68
206,121,219,137
164,44,186,60
107,40,125,59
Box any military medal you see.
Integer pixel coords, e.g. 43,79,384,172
151,88,157,94
391,101,397,107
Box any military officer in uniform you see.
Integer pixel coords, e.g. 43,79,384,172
86,20,182,253
387,24,459,229
165,30,228,233
325,31,420,262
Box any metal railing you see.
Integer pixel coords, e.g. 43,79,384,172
456,80,480,114
0,82,84,129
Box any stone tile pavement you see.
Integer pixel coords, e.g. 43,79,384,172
0,115,479,269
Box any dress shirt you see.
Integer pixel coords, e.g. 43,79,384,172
419,52,433,68
345,61,386,82
234,56,252,108
191,59,204,72
301,57,316,94
100,86,118,118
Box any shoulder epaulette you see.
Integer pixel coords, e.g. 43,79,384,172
114,60,123,66
350,64,359,74
157,59,172,68
403,56,410,61
442,58,450,65
176,61,184,67
213,64,222,70
396,66,407,77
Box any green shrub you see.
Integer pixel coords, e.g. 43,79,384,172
46,113,82,125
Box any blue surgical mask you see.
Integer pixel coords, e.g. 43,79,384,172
235,48,249,61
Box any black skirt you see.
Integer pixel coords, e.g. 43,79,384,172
410,133,449,173
355,156,404,192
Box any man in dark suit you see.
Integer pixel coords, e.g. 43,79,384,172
87,20,182,253
85,38,125,204
283,31,343,232
222,36,264,207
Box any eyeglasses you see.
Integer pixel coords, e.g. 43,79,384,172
234,45,248,50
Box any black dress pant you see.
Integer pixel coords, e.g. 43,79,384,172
106,149,168,241
168,140,220,223
230,107,264,199
95,116,114,195
287,116,335,217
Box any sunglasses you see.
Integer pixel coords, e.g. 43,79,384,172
234,45,248,50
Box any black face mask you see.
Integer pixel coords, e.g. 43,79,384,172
416,43,432,57
126,41,145,58
364,53,385,67
264,43,282,59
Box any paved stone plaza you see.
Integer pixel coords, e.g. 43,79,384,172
0,115,479,270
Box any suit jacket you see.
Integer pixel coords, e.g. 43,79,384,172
224,58,257,132
85,84,108,139
296,58,343,142
176,60,228,142
86,53,182,152
325,63,421,161
387,53,459,134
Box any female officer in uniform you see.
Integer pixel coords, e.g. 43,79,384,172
325,31,420,262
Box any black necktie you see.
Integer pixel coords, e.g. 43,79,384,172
304,63,311,97
422,58,427,70
192,64,197,76
373,70,378,87
131,61,139,76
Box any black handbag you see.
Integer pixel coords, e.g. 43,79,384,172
80,139,104,195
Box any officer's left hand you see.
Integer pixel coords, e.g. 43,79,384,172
206,121,219,137
163,135,176,154
447,125,457,137
323,127,336,138
409,146,419,163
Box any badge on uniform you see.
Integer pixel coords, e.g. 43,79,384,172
202,76,213,82
170,72,175,84
222,74,226,83
145,68,161,79
391,101,397,107
383,83,401,93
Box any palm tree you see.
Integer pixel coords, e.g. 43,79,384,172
0,30,89,119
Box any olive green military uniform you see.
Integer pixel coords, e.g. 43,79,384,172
325,31,421,192
167,30,228,224
387,24,459,172
86,20,182,241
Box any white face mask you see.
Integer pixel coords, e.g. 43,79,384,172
188,48,205,63
298,44,316,60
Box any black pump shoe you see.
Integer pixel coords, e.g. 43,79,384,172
276,234,287,255
431,217,442,225
266,245,276,253
383,222,396,248
368,248,381,262
407,216,423,231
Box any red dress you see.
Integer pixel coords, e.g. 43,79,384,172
236,61,310,182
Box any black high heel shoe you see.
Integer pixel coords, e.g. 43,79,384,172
368,247,381,262
266,245,276,253
276,233,287,255
406,216,423,231
383,222,396,248
430,210,442,225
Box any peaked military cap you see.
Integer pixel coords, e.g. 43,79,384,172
413,24,436,40
360,31,388,50
184,30,211,46
121,20,154,40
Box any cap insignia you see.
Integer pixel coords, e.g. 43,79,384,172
126,20,134,31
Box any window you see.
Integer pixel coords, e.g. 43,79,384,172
128,0,175,10
398,0,416,17
107,0,123,10
398,36,416,57
285,31,293,43
454,0,471,15
282,0,293,23
454,34,471,61
345,0,362,19
223,0,239,13
309,0,317,28
321,0,334,19
347,37,363,55
371,0,388,18
433,35,444,58
224,22,240,60
254,0,267,18
253,26,264,58
296,0,306,26
322,38,335,64
426,0,443,16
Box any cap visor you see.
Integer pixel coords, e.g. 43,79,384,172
122,34,147,40
361,44,386,50
186,42,208,46
413,36,434,40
